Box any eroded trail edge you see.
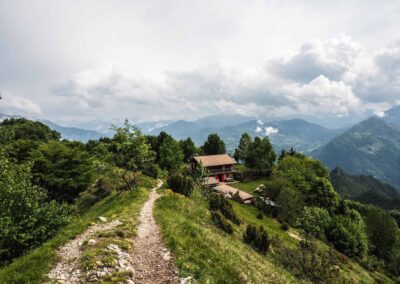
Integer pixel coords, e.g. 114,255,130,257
130,180,178,283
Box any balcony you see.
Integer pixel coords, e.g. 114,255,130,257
206,167,239,175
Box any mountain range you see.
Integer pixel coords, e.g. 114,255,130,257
313,106,400,189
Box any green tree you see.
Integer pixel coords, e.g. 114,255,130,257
327,214,368,258
308,177,339,211
364,206,398,260
0,154,67,265
201,133,226,155
159,136,184,172
30,141,95,202
110,120,155,190
277,187,305,226
179,137,197,161
244,136,276,174
233,133,251,162
298,206,332,238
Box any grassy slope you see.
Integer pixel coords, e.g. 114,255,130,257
154,189,305,284
155,188,392,284
0,180,155,284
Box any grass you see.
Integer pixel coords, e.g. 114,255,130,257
230,178,271,193
154,189,305,283
155,187,394,283
0,178,155,284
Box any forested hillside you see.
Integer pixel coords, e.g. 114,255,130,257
313,117,400,189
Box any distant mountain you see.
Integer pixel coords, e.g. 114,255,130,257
41,120,105,142
313,116,400,189
143,115,344,153
382,105,400,130
330,167,400,210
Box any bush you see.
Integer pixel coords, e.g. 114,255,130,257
168,173,194,197
0,156,68,265
209,194,240,225
256,212,263,220
243,224,270,254
211,210,233,234
327,215,368,258
280,222,289,231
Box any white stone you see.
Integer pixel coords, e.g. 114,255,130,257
98,216,107,222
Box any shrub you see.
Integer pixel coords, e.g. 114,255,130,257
211,210,233,234
0,156,68,265
298,206,331,238
243,224,270,254
280,222,289,231
209,193,240,225
256,212,263,220
327,215,368,259
168,173,194,197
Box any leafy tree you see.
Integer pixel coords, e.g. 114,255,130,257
298,206,332,238
244,136,276,174
110,120,155,190
201,133,226,155
277,187,305,226
158,136,184,172
233,133,251,162
0,154,68,265
179,137,197,161
363,206,398,261
30,141,95,202
389,210,400,227
308,177,339,211
327,214,368,258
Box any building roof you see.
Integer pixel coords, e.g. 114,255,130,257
193,154,236,167
213,183,255,201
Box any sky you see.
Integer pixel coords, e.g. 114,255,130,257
0,0,399,128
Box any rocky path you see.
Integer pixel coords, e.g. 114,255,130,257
130,180,179,284
47,180,179,284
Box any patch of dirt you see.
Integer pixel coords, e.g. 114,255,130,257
47,219,123,283
288,231,303,241
130,180,179,283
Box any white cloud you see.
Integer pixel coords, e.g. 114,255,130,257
264,126,279,136
0,93,42,115
281,75,361,116
268,35,362,83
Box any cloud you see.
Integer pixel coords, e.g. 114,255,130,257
264,126,279,136
281,75,361,116
268,35,362,83
0,93,42,115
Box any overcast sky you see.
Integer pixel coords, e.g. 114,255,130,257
0,0,399,127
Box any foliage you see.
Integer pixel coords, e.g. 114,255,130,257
158,135,184,172
276,187,305,227
244,136,276,175
243,224,270,254
308,177,339,211
280,222,289,231
167,173,194,197
389,210,400,227
363,206,398,261
233,133,251,162
298,206,331,238
211,210,233,234
209,193,240,225
30,140,95,202
201,133,226,155
0,118,60,142
179,137,197,162
327,214,368,258
110,120,155,190
0,155,68,266
275,238,342,283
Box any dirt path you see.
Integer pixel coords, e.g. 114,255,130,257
130,180,179,284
